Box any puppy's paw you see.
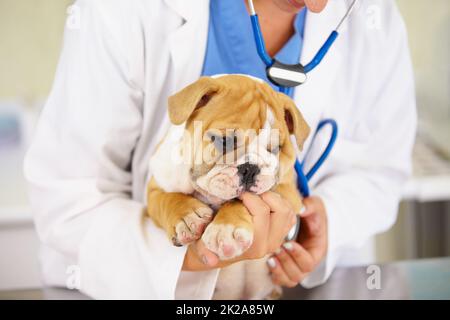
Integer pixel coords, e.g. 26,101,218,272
201,223,253,260
172,206,213,246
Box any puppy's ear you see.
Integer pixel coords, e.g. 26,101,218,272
168,77,219,125
278,93,310,151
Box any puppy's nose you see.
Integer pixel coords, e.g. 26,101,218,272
237,163,260,188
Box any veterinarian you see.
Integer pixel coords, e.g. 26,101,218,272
24,0,416,299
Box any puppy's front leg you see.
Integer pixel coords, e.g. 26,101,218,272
147,178,213,246
202,201,253,260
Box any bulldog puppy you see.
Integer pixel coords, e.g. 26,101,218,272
147,74,310,299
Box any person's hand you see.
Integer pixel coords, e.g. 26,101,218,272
183,191,297,270
267,196,328,287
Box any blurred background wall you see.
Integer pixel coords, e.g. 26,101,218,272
397,0,450,158
376,0,450,262
0,0,449,289
0,0,71,101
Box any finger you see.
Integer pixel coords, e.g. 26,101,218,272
274,247,306,283
299,197,326,242
240,192,270,218
267,256,298,288
282,241,315,274
240,192,271,258
302,210,323,238
261,192,291,214
300,197,317,217
261,192,296,248
193,240,219,267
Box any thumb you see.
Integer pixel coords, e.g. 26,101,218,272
298,196,325,238
300,197,316,218
193,240,219,267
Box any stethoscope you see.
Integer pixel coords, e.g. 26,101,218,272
246,0,358,240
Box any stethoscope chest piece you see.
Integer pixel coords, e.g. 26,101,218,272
266,60,307,88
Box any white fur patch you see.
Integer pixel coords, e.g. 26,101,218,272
266,107,275,126
149,124,194,194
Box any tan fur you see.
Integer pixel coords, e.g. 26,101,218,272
146,75,310,299
212,201,253,231
147,178,213,242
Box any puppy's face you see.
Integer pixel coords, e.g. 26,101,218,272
168,75,310,204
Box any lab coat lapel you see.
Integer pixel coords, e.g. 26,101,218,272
165,0,210,91
295,2,347,151
144,0,210,188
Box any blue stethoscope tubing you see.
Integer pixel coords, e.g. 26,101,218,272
247,0,358,198
247,0,358,240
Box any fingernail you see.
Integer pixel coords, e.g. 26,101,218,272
275,247,282,255
267,257,276,268
283,242,293,251
201,255,209,265
299,206,306,216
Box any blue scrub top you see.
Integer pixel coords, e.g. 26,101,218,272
201,0,306,98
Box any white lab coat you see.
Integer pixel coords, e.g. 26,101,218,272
24,0,416,299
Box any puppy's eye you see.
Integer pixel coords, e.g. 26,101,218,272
211,135,238,154
268,145,280,154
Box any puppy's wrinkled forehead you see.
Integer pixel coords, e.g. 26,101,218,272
168,74,310,151
187,75,268,132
